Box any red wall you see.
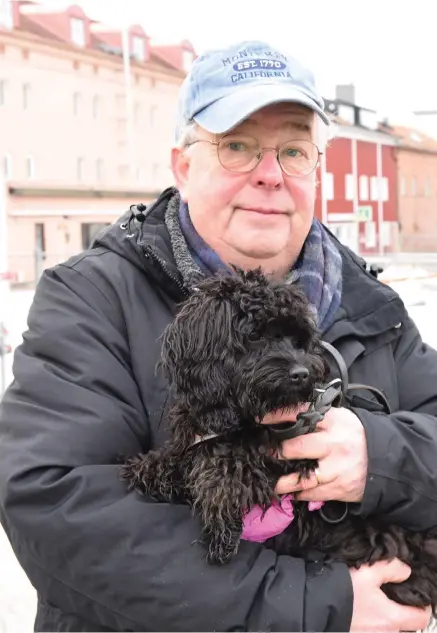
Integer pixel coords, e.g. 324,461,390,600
316,135,398,254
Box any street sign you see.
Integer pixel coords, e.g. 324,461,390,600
357,205,373,222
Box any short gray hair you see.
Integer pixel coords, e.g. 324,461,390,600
176,113,333,152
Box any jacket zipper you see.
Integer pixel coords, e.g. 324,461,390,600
144,245,188,297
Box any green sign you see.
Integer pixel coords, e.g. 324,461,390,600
357,205,373,222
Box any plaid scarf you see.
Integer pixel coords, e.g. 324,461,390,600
165,195,342,334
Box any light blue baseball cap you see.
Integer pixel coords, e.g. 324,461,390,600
175,40,329,142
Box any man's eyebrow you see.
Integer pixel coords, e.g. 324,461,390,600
243,117,312,133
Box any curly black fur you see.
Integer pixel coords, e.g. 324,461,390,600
120,267,437,613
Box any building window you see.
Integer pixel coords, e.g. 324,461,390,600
0,80,5,106
150,105,157,128
132,35,145,61
35,223,46,254
134,101,141,123
152,163,160,184
73,91,81,115
411,177,417,197
337,104,355,125
359,175,369,201
381,177,389,202
365,221,377,248
400,175,406,196
81,223,110,250
70,17,86,47
3,153,12,179
118,165,129,180
0,0,13,29
22,83,31,109
345,173,355,201
370,176,379,201
93,95,100,119
182,49,194,71
323,171,334,201
26,155,35,179
96,158,103,181
425,177,431,197
77,157,84,181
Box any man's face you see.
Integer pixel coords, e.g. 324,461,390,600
171,103,319,277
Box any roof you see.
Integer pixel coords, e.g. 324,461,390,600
9,1,189,78
381,124,437,153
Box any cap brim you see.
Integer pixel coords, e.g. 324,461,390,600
193,83,330,133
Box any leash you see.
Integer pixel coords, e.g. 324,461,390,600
267,340,391,444
268,340,392,525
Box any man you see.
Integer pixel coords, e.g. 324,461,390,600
0,39,435,632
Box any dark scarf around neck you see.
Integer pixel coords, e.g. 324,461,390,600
165,193,342,334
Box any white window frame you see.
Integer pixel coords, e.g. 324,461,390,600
73,91,81,116
93,94,100,119
370,176,379,201
359,175,369,201
411,177,417,197
96,158,103,181
365,221,377,248
323,171,334,201
0,80,5,106
3,153,12,179
26,155,35,179
182,49,194,71
70,17,86,47
400,175,406,197
22,83,31,109
381,177,389,202
345,173,355,201
77,157,84,181
132,35,145,61
0,0,13,29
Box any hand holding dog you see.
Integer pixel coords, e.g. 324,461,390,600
262,406,368,502
263,411,432,632
349,559,431,632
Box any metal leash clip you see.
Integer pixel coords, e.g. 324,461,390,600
268,378,343,442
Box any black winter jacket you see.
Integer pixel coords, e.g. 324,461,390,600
1,187,437,632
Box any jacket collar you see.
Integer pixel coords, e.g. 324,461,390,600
96,188,407,341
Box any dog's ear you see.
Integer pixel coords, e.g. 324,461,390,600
225,268,319,346
159,291,242,398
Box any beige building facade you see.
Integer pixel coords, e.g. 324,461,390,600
0,0,193,284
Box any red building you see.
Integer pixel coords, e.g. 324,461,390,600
315,98,399,256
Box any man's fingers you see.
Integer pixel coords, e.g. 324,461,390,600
275,470,336,496
376,558,412,584
294,482,337,501
275,473,312,495
280,433,329,460
390,604,432,632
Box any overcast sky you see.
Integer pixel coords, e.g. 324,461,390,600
43,0,436,125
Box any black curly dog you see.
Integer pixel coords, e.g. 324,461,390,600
121,268,437,613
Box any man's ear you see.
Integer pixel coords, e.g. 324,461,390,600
171,147,190,200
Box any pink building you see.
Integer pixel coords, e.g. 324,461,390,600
0,0,195,284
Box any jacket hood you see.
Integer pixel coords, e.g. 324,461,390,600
93,187,180,276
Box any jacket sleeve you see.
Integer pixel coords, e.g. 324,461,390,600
0,265,353,633
353,316,437,531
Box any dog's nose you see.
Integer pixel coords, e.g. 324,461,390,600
290,366,309,382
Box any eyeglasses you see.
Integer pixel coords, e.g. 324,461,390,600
185,134,321,177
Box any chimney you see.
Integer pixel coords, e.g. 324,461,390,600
336,83,355,104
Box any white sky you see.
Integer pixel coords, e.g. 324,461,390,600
42,0,436,125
